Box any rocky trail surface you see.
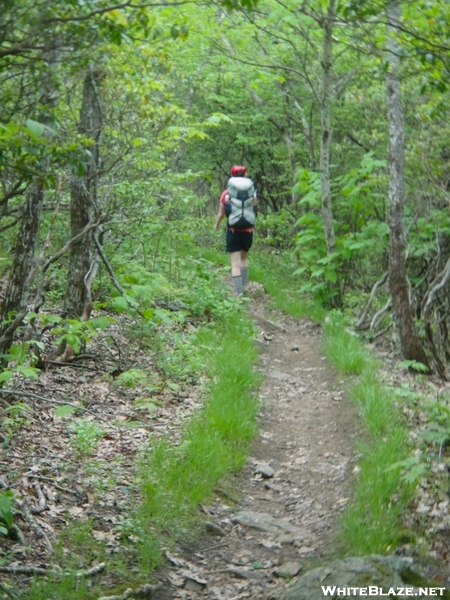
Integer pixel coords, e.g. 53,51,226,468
159,283,360,599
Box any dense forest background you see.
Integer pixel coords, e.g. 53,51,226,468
2,0,450,372
2,0,450,598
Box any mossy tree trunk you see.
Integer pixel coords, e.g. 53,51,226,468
64,64,103,320
0,48,58,356
385,0,429,369
319,0,336,256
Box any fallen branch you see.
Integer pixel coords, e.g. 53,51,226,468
76,562,106,579
15,499,53,554
28,481,47,514
0,566,52,576
97,583,160,600
0,389,112,428
372,323,393,341
0,562,105,579
21,473,80,497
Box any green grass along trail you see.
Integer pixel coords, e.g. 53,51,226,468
155,281,359,600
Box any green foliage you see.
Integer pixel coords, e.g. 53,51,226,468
323,314,374,375
257,209,296,249
54,317,114,354
105,249,243,385
2,402,33,439
0,491,15,537
220,0,259,10
387,456,428,486
68,419,105,457
0,336,44,383
341,429,413,554
54,405,79,418
416,395,450,454
7,0,450,595
321,314,416,553
293,153,389,306
135,310,260,571
397,360,429,373
115,369,149,389
251,253,326,322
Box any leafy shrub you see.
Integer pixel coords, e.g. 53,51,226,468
0,491,15,537
68,419,105,457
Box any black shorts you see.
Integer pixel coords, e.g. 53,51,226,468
226,229,253,253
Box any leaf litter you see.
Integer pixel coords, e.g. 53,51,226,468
0,306,207,594
1,284,450,597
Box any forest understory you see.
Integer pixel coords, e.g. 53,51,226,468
1,280,450,599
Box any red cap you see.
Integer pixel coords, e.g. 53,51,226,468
230,165,247,176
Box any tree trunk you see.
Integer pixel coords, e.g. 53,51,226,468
64,65,103,320
319,0,336,254
385,0,429,368
0,184,44,355
0,48,57,355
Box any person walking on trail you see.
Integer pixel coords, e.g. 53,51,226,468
214,165,258,296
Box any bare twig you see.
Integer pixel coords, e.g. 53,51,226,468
21,474,81,497
97,583,160,600
422,257,450,380
0,562,105,578
356,272,388,329
0,389,111,427
93,234,125,295
15,500,53,554
28,481,47,514
370,297,392,333
202,542,228,552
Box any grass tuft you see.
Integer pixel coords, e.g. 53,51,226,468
324,312,415,554
135,310,261,571
250,256,326,322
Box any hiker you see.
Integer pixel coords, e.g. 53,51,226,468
214,165,258,296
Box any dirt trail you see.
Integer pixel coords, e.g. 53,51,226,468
161,284,360,600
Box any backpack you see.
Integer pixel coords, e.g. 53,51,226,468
226,176,256,229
